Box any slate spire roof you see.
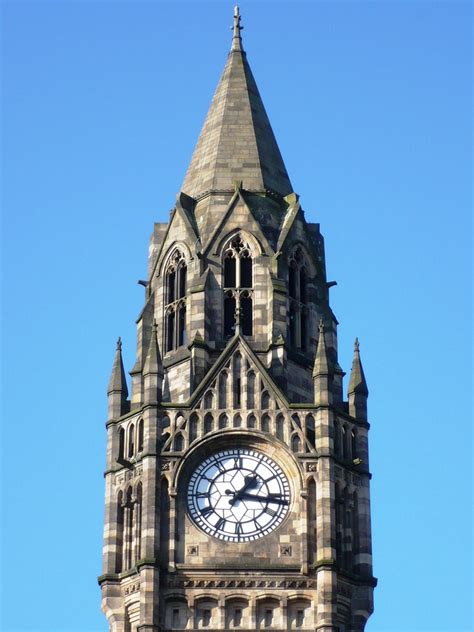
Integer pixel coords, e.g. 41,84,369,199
181,6,293,199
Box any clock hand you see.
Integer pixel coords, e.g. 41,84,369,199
226,475,259,505
236,492,288,505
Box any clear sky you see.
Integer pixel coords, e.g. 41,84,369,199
1,1,472,631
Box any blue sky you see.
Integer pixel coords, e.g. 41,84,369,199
1,1,472,631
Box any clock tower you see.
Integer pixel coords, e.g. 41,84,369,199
99,7,376,632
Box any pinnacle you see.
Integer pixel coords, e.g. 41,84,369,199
108,336,128,397
348,337,368,396
313,320,330,377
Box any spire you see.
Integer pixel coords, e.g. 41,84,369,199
348,338,368,421
313,320,330,377
107,337,128,420
143,321,163,377
181,7,292,199
348,338,368,396
107,337,128,397
231,5,243,52
313,320,332,406
143,322,164,404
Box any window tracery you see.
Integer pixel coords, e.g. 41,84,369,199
223,235,253,337
288,247,309,351
164,250,187,352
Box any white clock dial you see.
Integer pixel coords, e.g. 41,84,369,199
187,448,290,542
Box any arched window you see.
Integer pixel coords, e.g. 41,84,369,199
219,413,228,429
204,390,214,409
223,235,254,337
118,427,125,461
276,414,285,440
261,390,270,410
204,413,213,434
288,247,309,351
115,491,124,572
233,353,242,407
135,483,142,561
189,413,199,443
261,414,270,432
233,414,242,428
351,429,357,459
306,414,315,448
247,414,256,429
173,433,184,452
128,424,135,458
247,371,256,408
164,250,187,352
291,433,302,453
137,419,144,453
341,425,348,460
218,372,228,409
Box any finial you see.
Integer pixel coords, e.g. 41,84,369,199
231,5,243,52
116,336,122,350
319,319,325,334
354,337,360,353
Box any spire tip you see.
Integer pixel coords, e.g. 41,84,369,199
231,4,243,51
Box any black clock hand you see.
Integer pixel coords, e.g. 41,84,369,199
236,492,288,505
226,475,258,505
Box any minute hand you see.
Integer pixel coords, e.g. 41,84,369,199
238,492,288,505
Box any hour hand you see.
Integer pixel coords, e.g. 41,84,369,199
226,475,258,505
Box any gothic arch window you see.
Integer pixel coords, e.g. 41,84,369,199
261,413,271,432
219,413,228,429
306,414,315,448
247,371,256,408
288,247,309,351
115,491,124,572
261,390,270,410
137,419,144,453
247,414,256,429
118,427,125,461
135,483,142,561
128,423,135,458
164,250,187,352
276,414,285,440
189,413,199,443
233,414,242,428
223,235,254,337
204,390,214,409
351,428,357,459
173,433,184,452
291,433,302,453
204,413,214,434
341,425,348,460
233,353,242,407
218,372,228,409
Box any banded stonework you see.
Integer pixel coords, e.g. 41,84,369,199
99,7,376,632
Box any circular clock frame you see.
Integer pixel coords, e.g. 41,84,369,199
187,447,291,542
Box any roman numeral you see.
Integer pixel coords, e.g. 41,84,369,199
235,523,243,535
196,492,209,499
234,456,243,469
265,507,277,517
216,517,226,531
201,506,213,517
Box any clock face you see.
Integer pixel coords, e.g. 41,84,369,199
187,448,290,542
